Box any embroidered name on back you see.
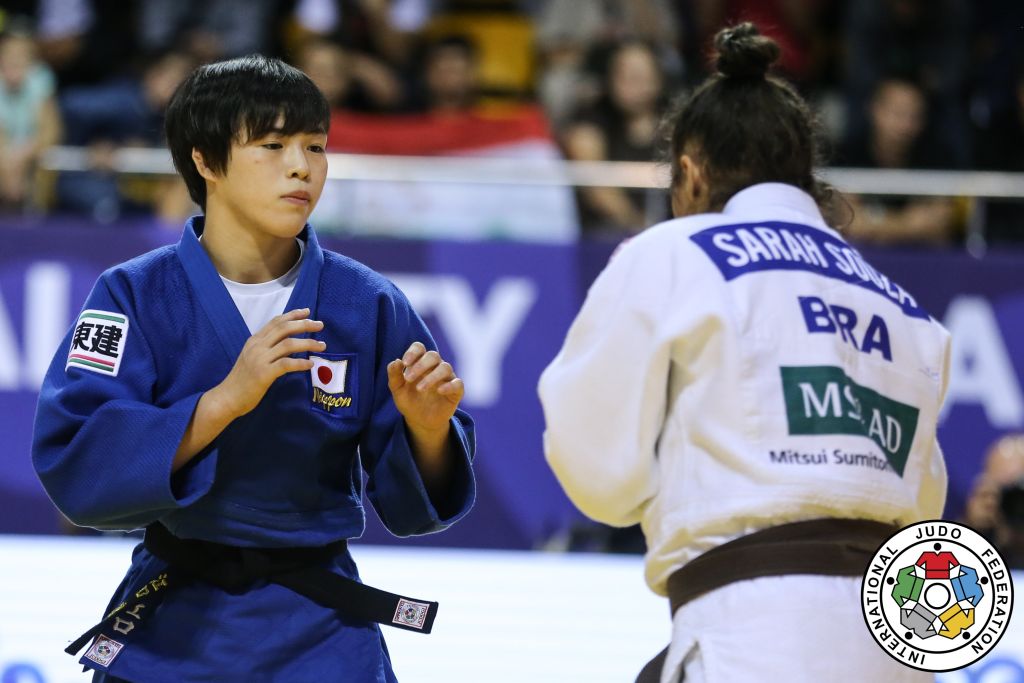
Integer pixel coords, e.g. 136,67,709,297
690,222,929,320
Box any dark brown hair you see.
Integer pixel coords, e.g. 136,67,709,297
666,23,839,219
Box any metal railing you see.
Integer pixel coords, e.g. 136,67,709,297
40,145,1024,199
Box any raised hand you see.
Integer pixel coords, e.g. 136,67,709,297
172,308,325,472
386,341,464,434
386,341,464,491
218,308,325,418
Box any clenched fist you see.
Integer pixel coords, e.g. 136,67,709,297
386,341,464,433
387,341,463,489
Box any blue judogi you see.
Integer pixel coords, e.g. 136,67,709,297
32,218,476,682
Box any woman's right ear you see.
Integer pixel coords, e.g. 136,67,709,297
191,148,216,182
672,154,709,217
680,155,706,202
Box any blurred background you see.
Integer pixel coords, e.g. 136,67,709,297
1,0,1023,681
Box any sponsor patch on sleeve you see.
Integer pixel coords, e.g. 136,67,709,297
66,309,130,377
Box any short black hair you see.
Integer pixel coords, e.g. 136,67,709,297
165,54,330,210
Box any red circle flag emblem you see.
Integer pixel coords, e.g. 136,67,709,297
309,356,351,398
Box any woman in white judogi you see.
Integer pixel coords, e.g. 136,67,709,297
539,23,948,683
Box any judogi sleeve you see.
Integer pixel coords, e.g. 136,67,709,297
359,283,476,537
538,238,675,527
915,330,952,520
32,273,217,530
916,442,948,520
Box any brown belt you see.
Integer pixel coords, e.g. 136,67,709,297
666,517,897,615
637,518,898,683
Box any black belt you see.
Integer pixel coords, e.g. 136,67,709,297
67,523,439,658
635,518,897,683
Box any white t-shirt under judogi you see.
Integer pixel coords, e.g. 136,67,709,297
219,238,304,334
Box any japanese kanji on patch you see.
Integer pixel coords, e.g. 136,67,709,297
66,310,130,377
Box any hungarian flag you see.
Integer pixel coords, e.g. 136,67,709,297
314,104,579,241
310,356,348,395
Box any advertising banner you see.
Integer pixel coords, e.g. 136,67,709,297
2,219,1023,549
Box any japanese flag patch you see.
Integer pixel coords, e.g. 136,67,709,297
66,310,129,377
309,353,358,416
83,634,124,667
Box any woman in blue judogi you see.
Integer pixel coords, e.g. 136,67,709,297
32,55,476,682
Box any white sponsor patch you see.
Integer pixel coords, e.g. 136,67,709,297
83,634,124,666
393,598,430,630
66,309,129,376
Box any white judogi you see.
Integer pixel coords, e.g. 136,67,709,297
539,183,949,682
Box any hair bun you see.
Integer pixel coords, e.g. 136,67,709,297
714,22,780,80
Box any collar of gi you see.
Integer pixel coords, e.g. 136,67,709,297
175,216,326,362
723,183,840,238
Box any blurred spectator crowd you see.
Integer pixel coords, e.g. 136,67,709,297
964,434,1024,568
0,0,1021,246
